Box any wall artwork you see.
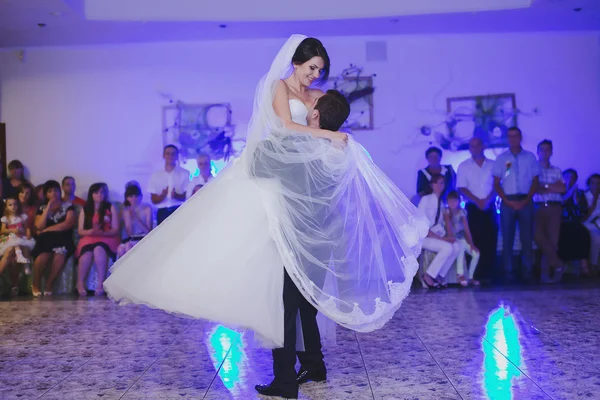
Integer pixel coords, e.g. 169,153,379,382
443,93,517,151
326,65,375,131
162,102,240,162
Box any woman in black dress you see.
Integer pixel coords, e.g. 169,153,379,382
31,180,77,296
558,169,595,277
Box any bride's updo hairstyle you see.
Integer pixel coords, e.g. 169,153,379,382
291,38,331,85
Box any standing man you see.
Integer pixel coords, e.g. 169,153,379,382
148,145,189,225
457,138,497,283
492,127,540,284
533,140,566,282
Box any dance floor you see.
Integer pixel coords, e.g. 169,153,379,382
1,285,599,400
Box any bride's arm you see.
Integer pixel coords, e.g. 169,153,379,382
273,81,330,139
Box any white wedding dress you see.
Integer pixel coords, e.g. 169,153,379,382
104,34,429,349
104,101,312,348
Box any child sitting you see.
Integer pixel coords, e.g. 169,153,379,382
0,196,35,266
445,191,480,286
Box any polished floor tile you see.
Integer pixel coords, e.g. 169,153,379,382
1,283,599,399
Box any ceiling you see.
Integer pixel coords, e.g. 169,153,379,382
83,0,533,22
0,0,598,48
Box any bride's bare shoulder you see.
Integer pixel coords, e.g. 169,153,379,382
275,79,292,97
277,79,290,90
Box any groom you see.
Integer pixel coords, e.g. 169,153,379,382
255,90,351,399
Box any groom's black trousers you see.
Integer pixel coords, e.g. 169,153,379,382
272,269,325,390
251,135,328,389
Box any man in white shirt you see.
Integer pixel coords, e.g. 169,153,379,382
457,138,497,284
186,153,213,199
148,145,189,225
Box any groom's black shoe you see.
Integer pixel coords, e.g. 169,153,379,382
255,381,298,399
297,367,327,385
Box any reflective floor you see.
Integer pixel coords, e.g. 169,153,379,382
1,285,599,399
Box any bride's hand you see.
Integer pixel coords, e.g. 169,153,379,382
325,131,349,147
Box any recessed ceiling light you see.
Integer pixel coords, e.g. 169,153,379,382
219,24,227,28
573,7,582,12
37,23,46,28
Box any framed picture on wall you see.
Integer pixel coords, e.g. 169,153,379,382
443,93,517,151
162,102,237,162
326,76,374,131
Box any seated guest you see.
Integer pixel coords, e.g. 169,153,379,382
31,180,77,297
6,160,27,198
0,195,35,264
186,153,213,198
0,247,20,297
148,145,188,224
117,182,152,259
583,174,600,269
61,176,86,207
418,174,460,288
18,182,37,236
0,196,35,296
191,184,203,196
559,169,594,276
100,183,110,201
1,160,28,216
445,190,480,287
0,161,10,199
416,147,456,201
76,183,120,297
33,184,45,208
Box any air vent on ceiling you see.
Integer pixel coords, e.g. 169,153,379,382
366,41,387,62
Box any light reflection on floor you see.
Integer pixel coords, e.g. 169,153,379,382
207,325,246,392
481,303,525,400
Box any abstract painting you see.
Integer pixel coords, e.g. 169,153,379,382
162,102,239,162
443,93,517,151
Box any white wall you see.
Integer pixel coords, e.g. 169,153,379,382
1,31,599,199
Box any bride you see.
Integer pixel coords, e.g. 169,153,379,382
104,34,429,348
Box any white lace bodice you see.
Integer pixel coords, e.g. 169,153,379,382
289,99,308,126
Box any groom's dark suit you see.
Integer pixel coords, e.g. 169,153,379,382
273,268,326,392
251,135,330,395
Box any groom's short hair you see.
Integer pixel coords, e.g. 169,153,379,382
314,90,350,131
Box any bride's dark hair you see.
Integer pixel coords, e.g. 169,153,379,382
292,38,330,85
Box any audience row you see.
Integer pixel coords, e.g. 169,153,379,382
1,134,599,297
0,149,213,297
416,128,599,287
